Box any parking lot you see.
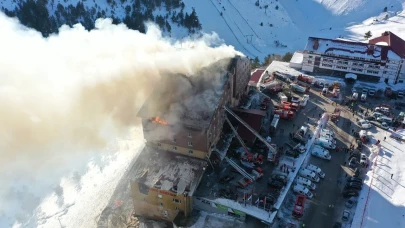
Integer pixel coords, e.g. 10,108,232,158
195,69,404,227
300,82,404,227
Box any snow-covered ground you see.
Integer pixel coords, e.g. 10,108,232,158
351,129,405,228
185,0,405,59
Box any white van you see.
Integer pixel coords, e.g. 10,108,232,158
375,107,390,114
311,145,332,160
320,129,335,138
377,116,393,124
306,164,326,178
320,131,335,139
300,94,309,107
319,135,336,144
296,177,316,190
299,168,320,182
314,138,336,149
293,184,314,199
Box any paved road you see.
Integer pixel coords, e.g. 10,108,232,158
301,88,355,228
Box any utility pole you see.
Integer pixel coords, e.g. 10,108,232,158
246,35,253,44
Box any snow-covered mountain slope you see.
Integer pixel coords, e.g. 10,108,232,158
186,0,405,59
2,0,405,60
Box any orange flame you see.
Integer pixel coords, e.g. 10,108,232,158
152,116,168,125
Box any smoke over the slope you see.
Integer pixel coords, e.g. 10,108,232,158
0,12,241,221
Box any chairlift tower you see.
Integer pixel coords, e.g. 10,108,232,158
246,35,253,44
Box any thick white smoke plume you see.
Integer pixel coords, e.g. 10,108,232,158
0,12,241,226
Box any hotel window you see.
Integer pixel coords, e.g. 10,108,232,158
188,142,193,147
157,143,161,147
188,132,192,138
173,146,177,151
309,55,313,58
173,138,176,143
175,207,179,211
308,60,313,64
159,202,163,206
189,150,194,154
173,199,182,203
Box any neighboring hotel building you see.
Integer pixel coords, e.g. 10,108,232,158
131,56,250,222
290,31,405,84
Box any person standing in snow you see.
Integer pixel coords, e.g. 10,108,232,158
391,174,394,179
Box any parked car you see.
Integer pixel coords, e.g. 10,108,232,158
360,154,368,166
372,112,386,119
342,210,350,221
342,189,359,198
349,157,358,168
220,175,235,184
369,89,376,96
365,116,375,121
357,119,370,125
306,164,326,178
347,177,363,184
270,174,288,186
377,116,393,124
345,196,357,208
381,122,389,130
268,180,284,190
361,123,373,129
345,182,362,190
361,93,367,102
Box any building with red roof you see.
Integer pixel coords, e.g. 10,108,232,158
297,31,405,84
249,69,265,88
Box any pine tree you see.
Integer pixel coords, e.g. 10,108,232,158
364,31,372,39
282,52,293,62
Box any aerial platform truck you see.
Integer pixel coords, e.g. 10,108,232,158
224,106,278,163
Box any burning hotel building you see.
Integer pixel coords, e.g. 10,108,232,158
131,56,251,222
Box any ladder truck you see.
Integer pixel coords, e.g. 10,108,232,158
224,106,278,162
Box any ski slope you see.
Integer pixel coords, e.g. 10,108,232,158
186,0,405,59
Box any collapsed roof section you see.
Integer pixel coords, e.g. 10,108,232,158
131,147,207,196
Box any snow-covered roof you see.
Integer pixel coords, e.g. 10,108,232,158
375,41,388,46
290,52,303,64
305,37,402,61
131,147,207,195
